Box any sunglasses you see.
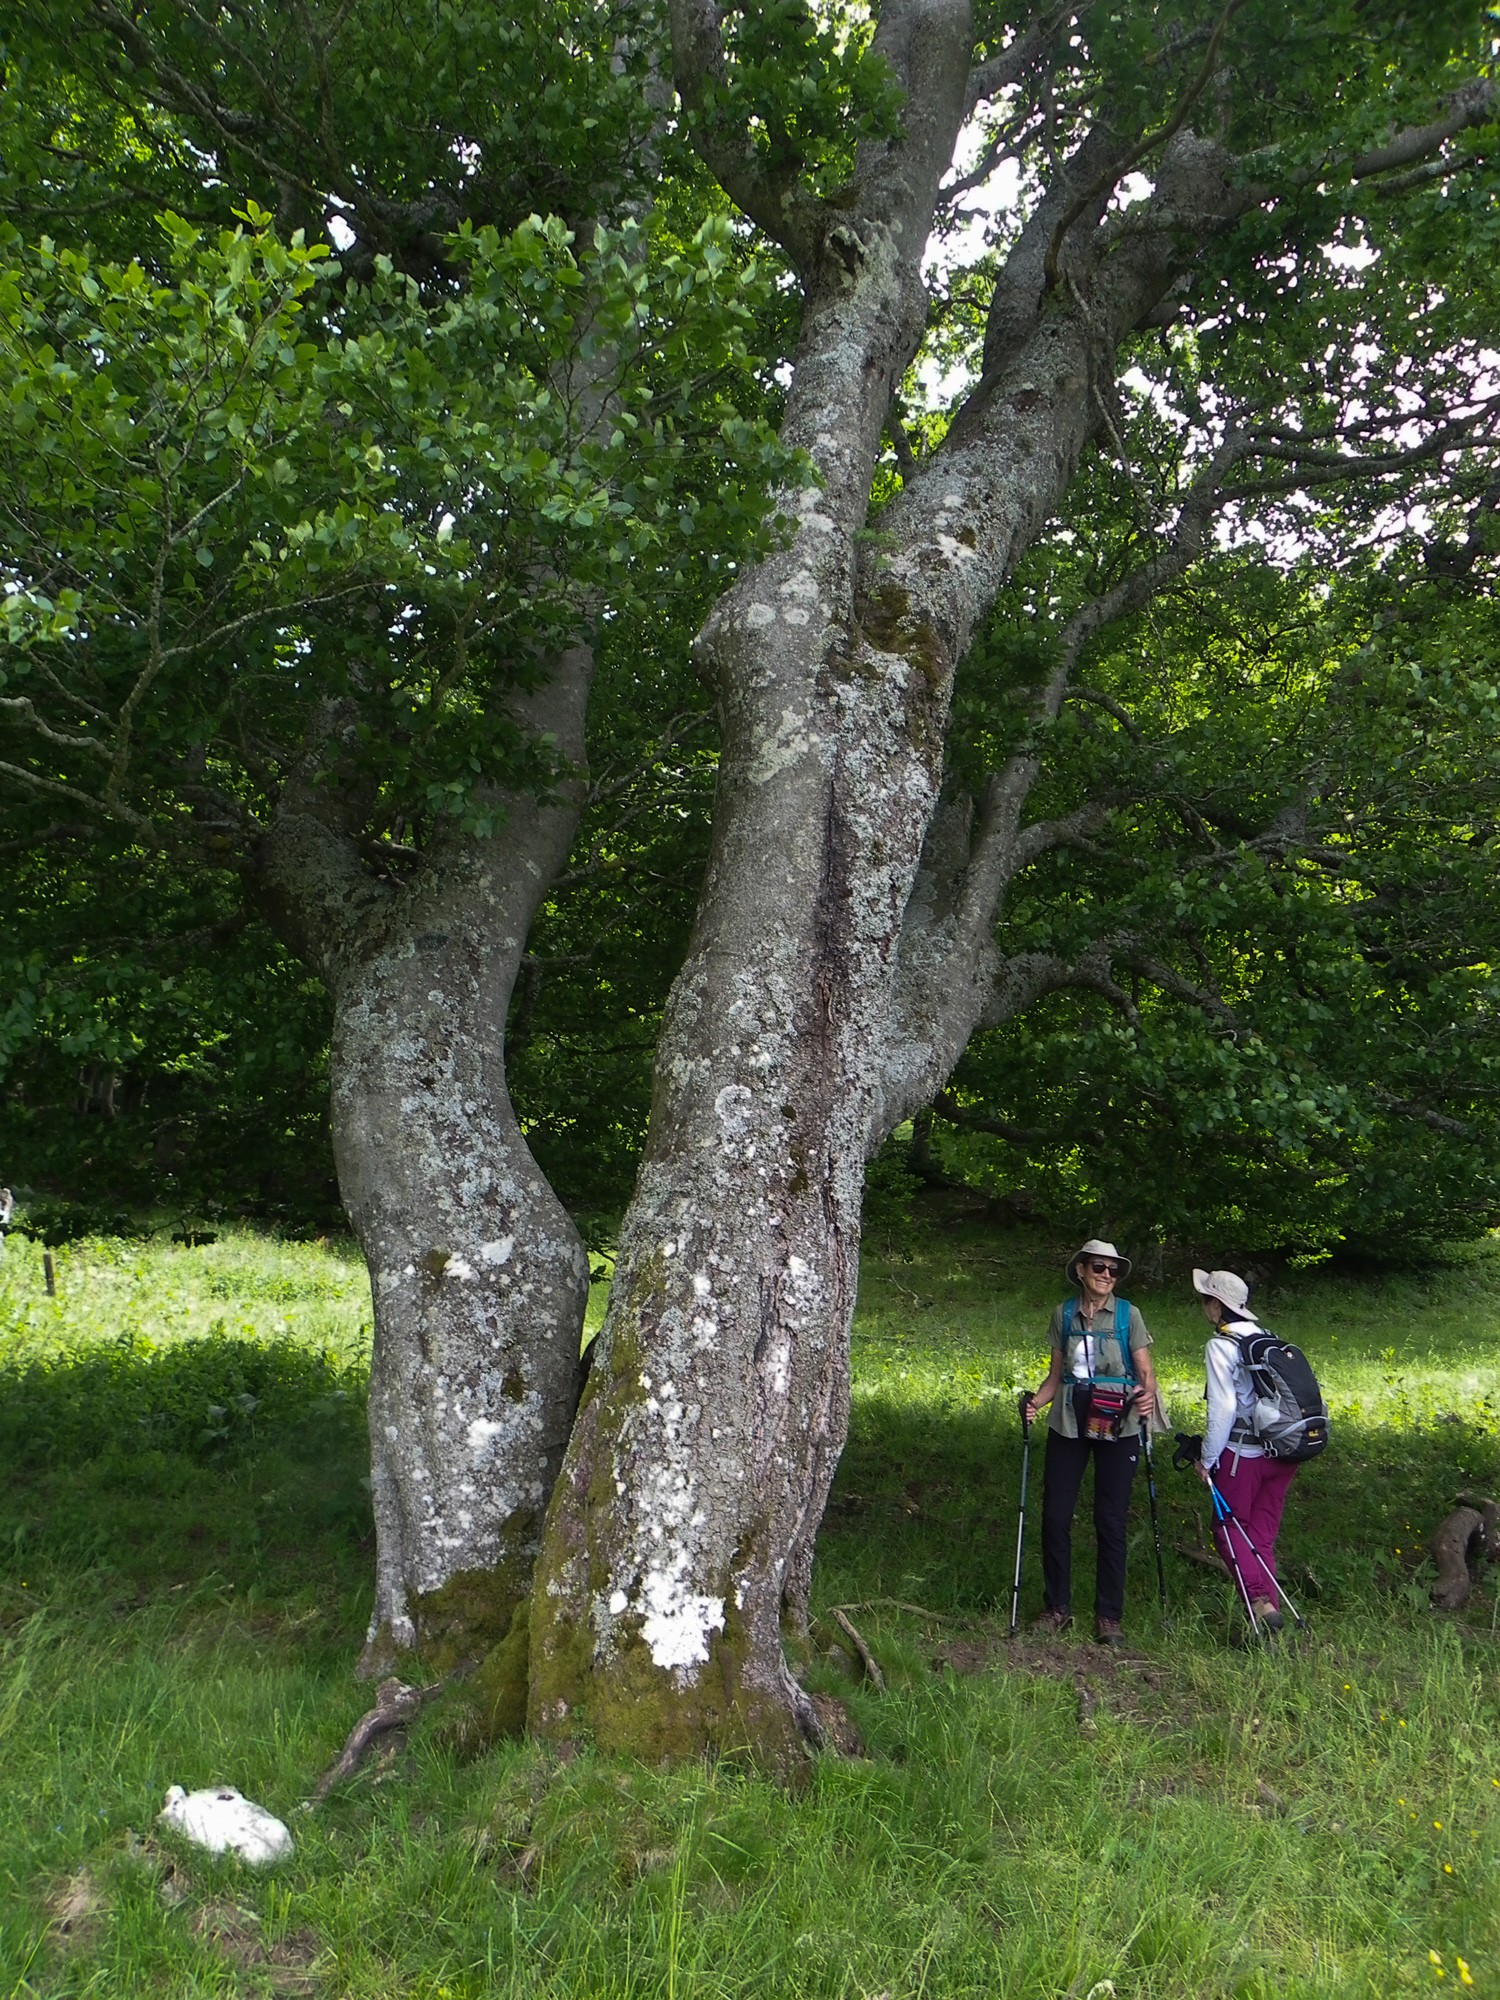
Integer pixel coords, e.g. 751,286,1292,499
1085,1259,1121,1275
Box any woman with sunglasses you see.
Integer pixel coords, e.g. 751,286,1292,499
1022,1239,1162,1647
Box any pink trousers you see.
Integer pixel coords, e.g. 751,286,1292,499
1211,1452,1298,1608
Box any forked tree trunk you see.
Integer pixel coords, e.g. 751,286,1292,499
527,16,975,1764
526,4,1218,1763
256,658,593,1689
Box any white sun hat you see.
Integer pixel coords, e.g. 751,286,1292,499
1192,1268,1256,1317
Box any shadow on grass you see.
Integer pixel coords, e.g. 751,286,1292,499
4,1308,1496,1646
0,1333,372,1632
821,1391,1500,1634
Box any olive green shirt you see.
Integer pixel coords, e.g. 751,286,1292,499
1046,1296,1154,1439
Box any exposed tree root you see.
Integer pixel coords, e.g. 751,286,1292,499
305,1678,444,1806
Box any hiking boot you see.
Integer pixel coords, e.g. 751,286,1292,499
1251,1598,1285,1637
1094,1618,1126,1649
1030,1607,1073,1633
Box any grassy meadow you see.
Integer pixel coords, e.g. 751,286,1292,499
1,1218,1498,1999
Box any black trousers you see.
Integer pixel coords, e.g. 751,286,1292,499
1040,1425,1141,1622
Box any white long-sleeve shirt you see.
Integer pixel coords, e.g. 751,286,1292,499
1203,1320,1266,1473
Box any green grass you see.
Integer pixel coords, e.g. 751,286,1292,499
2,1221,1498,1998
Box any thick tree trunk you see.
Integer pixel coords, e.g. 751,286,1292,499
333,868,589,1679
527,5,978,1766
255,658,593,1696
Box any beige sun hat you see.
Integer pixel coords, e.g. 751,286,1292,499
1066,1238,1132,1284
1192,1268,1257,1317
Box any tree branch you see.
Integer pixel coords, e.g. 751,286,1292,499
0,697,111,760
1347,78,1499,182
1042,1,1243,292
980,934,1139,1030
666,0,822,267
963,4,1076,118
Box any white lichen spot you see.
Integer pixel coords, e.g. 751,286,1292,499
744,602,776,630
747,704,816,786
444,1255,477,1282
783,606,811,626
640,1563,725,1671
479,1236,515,1266
467,1417,506,1456
692,1272,712,1299
608,1588,629,1616
714,1083,754,1140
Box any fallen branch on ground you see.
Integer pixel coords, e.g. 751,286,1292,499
830,1609,886,1692
1173,1541,1230,1576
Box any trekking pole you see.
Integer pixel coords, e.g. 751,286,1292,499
1009,1392,1034,1637
1209,1483,1307,1632
1208,1481,1261,1641
1141,1423,1169,1626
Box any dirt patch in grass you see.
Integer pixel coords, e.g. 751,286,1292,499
933,1632,1160,1678
46,1867,106,1953
193,1897,322,1995
929,1630,1231,1740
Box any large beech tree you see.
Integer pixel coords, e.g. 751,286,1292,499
524,0,1499,1761
4,1,1498,1768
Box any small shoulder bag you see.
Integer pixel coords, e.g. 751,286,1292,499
1064,1296,1135,1440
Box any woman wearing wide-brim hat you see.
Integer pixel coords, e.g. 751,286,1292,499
1022,1240,1164,1647
1191,1267,1297,1637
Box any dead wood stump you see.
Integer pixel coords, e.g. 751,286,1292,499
1430,1496,1499,1611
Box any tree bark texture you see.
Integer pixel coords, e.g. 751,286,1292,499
529,1,981,1765
256,655,594,1680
